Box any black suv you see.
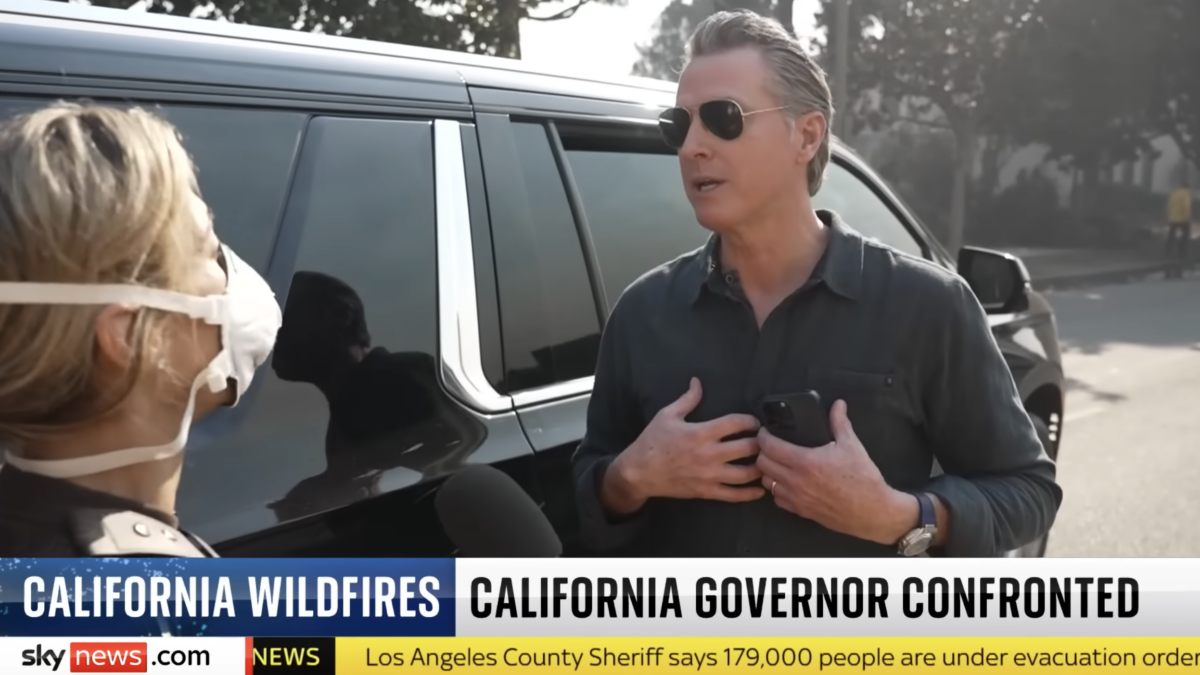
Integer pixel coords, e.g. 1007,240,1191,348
0,0,1065,558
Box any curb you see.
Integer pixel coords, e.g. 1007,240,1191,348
1031,262,1181,291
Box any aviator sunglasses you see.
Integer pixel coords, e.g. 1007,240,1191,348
657,99,787,150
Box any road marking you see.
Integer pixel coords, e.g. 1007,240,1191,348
1064,406,1107,424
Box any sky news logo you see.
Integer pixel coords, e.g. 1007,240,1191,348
10,637,310,674
23,643,147,672
19,642,213,673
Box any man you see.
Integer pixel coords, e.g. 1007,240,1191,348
571,10,1062,557
1166,180,1192,278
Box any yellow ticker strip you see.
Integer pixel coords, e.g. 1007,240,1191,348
335,637,1200,674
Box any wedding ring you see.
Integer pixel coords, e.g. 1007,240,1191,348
770,479,778,496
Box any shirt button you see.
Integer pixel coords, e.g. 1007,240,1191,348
885,376,894,387
725,274,735,284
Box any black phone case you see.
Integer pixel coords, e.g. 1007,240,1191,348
760,392,834,448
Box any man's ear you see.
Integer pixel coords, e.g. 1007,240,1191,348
793,110,827,166
93,304,139,370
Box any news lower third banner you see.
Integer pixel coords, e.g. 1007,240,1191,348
3,558,1200,672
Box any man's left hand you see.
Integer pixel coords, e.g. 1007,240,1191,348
756,399,916,545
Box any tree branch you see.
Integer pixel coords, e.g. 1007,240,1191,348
890,116,953,132
527,0,592,21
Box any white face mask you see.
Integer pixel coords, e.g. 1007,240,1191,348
0,244,282,479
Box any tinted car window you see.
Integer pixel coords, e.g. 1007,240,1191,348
813,162,926,258
565,147,929,310
157,106,304,270
0,97,304,271
479,118,601,392
565,148,707,309
177,116,487,545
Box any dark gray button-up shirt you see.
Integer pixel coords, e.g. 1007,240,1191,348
572,210,1062,557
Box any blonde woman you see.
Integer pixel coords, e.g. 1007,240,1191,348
0,103,281,557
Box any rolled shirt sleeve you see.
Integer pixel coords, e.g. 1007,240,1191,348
571,293,649,552
921,276,1064,557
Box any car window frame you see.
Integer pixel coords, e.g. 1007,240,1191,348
502,116,674,408
474,113,611,404
829,146,956,269
556,121,713,315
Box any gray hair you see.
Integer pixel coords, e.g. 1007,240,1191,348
685,10,834,195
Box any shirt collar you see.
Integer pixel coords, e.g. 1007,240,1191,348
691,209,864,303
0,463,181,529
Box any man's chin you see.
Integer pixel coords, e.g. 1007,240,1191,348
693,209,741,235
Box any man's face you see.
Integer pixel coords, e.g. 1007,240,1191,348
674,47,806,233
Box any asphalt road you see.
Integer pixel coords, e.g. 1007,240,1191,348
1043,274,1200,557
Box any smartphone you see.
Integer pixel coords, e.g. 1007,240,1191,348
760,390,834,448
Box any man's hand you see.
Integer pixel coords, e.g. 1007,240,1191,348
756,399,918,545
602,377,764,516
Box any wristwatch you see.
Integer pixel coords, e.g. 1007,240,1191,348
896,493,937,556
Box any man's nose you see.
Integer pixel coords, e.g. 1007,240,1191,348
678,118,713,160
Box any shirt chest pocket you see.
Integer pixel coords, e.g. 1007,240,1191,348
804,367,919,456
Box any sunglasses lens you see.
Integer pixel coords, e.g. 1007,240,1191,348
658,108,691,149
699,100,744,141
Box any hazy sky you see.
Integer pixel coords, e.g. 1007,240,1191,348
520,0,823,79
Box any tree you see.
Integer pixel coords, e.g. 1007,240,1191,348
70,0,623,58
1001,0,1161,209
631,0,796,82
1148,0,1200,174
813,0,887,134
814,0,1045,255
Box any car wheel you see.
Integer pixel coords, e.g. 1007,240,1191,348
1004,414,1054,558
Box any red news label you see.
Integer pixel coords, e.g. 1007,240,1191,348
69,643,148,673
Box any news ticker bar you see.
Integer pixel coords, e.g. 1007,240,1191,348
3,637,1200,673
5,558,1200,637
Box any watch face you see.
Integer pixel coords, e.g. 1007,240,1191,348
902,533,932,557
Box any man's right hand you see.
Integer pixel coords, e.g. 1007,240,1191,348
600,377,765,517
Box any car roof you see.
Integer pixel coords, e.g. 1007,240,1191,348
0,1,667,96
0,0,851,151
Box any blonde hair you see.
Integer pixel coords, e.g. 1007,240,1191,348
0,102,204,443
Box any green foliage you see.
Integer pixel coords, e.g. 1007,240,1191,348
824,0,1043,135
1004,0,1160,168
1146,0,1200,168
816,0,1195,170
75,0,624,58
630,0,792,82
802,0,1198,247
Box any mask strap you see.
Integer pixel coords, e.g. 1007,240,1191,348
3,372,207,480
0,283,225,324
